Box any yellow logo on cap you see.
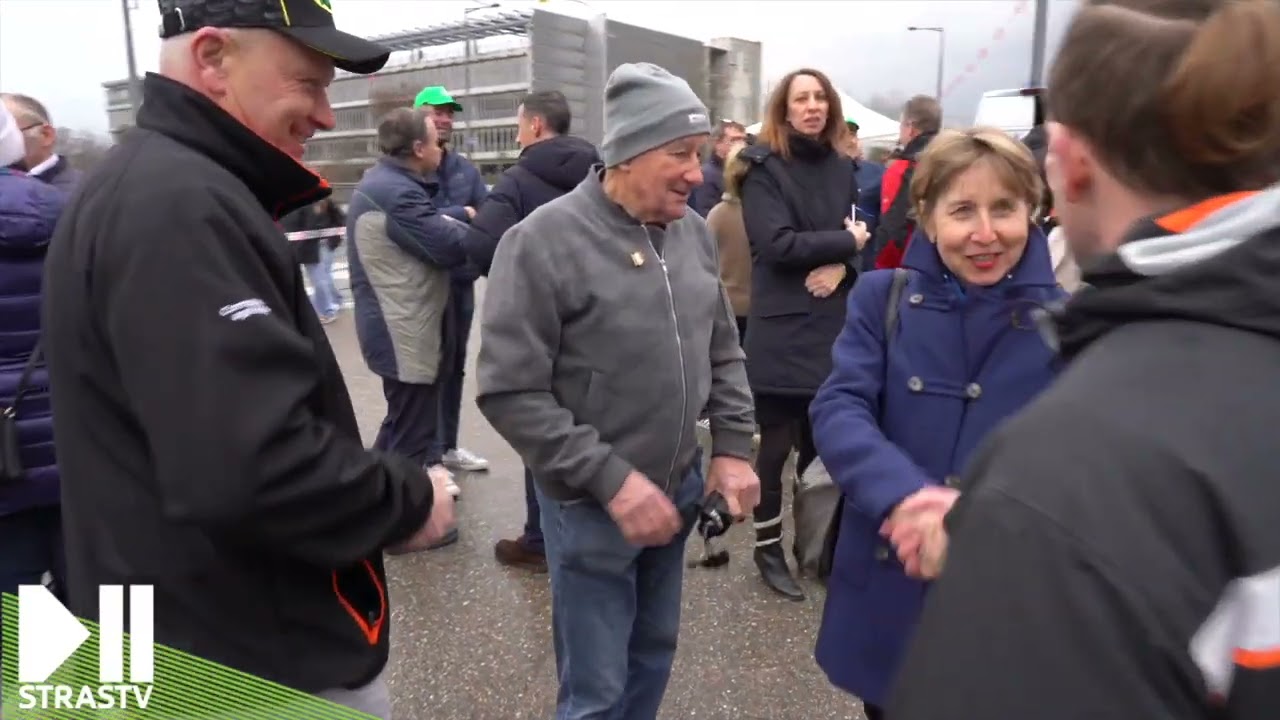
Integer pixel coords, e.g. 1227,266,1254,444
313,0,334,12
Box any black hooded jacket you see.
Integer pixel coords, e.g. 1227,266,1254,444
890,189,1280,720
464,134,600,275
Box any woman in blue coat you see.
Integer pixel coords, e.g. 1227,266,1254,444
809,127,1066,719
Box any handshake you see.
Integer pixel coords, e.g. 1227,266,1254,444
880,486,959,580
387,465,458,555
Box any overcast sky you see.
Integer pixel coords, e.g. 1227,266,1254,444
0,0,1077,134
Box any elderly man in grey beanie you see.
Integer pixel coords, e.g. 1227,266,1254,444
478,62,759,719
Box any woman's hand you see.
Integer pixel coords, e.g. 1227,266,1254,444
881,486,960,578
805,264,848,298
915,512,949,580
845,218,869,250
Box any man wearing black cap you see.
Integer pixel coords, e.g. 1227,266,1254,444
41,2,450,716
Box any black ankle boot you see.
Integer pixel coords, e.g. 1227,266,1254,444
754,544,805,601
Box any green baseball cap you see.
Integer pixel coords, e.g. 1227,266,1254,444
414,86,464,112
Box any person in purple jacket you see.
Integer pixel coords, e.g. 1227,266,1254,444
808,127,1063,719
0,102,67,599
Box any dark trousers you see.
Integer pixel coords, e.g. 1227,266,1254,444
376,377,442,468
864,703,884,720
754,395,817,543
0,505,66,599
735,316,748,350
437,281,474,455
518,467,544,552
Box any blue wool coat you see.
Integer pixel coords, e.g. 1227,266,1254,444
809,226,1065,706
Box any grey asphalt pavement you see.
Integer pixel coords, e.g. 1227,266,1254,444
320,272,870,720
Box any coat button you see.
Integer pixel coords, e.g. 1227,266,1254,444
944,474,961,488
908,293,924,305
966,382,982,399
908,376,924,392
875,547,891,561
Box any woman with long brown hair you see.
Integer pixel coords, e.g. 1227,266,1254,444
738,68,868,600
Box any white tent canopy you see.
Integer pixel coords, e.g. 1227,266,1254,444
745,90,900,142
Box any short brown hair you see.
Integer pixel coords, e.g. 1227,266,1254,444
1048,0,1280,198
722,143,750,201
902,95,942,136
910,127,1043,225
756,68,848,161
712,120,746,141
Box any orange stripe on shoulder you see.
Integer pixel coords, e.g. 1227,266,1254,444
1235,646,1280,670
1155,191,1259,234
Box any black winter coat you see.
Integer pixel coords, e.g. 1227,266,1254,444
740,134,859,397
464,134,599,275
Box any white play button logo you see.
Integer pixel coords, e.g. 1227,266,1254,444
16,585,90,683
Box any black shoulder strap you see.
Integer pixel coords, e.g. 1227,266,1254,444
6,341,43,417
884,268,910,346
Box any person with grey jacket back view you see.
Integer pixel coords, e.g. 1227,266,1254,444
477,63,760,720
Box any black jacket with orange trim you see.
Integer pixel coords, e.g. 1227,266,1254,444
42,73,433,695
889,188,1280,720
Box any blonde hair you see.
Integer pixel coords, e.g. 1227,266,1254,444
722,144,750,202
910,127,1043,226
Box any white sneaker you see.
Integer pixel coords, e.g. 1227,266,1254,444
429,464,461,497
443,447,490,472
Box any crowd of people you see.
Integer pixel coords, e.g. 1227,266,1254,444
2,0,1279,718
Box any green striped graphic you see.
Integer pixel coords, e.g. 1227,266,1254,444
2,593,376,719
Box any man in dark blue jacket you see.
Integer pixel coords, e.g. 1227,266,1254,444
687,119,746,218
414,85,492,477
348,107,470,510
0,102,67,599
2,93,83,194
465,90,600,573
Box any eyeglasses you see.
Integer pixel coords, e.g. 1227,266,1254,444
17,122,46,133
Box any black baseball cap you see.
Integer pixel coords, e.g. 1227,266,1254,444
158,0,391,75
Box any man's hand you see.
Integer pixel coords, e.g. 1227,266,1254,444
880,486,959,575
606,471,681,547
464,206,477,220
844,218,869,250
387,466,457,555
706,455,761,519
805,264,848,298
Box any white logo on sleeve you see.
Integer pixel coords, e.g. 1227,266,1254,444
219,299,271,322
688,112,708,125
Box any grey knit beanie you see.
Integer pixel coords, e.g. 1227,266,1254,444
601,63,711,166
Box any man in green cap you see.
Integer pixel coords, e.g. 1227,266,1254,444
413,85,491,477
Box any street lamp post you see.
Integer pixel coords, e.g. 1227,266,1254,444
120,0,143,124
462,2,501,156
908,26,946,100
1030,0,1049,86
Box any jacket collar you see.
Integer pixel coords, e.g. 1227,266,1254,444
901,223,1058,290
135,73,329,219
377,156,438,192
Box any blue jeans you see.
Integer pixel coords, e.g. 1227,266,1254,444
537,462,703,720
305,245,341,317
0,506,66,600
437,281,474,454
519,467,543,552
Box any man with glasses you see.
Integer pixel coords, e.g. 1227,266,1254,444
687,119,747,218
1,94,82,193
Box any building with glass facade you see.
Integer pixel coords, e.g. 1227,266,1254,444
102,7,762,198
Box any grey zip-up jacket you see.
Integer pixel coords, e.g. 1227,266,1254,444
477,166,755,505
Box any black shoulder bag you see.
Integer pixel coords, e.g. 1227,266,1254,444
1,342,43,484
